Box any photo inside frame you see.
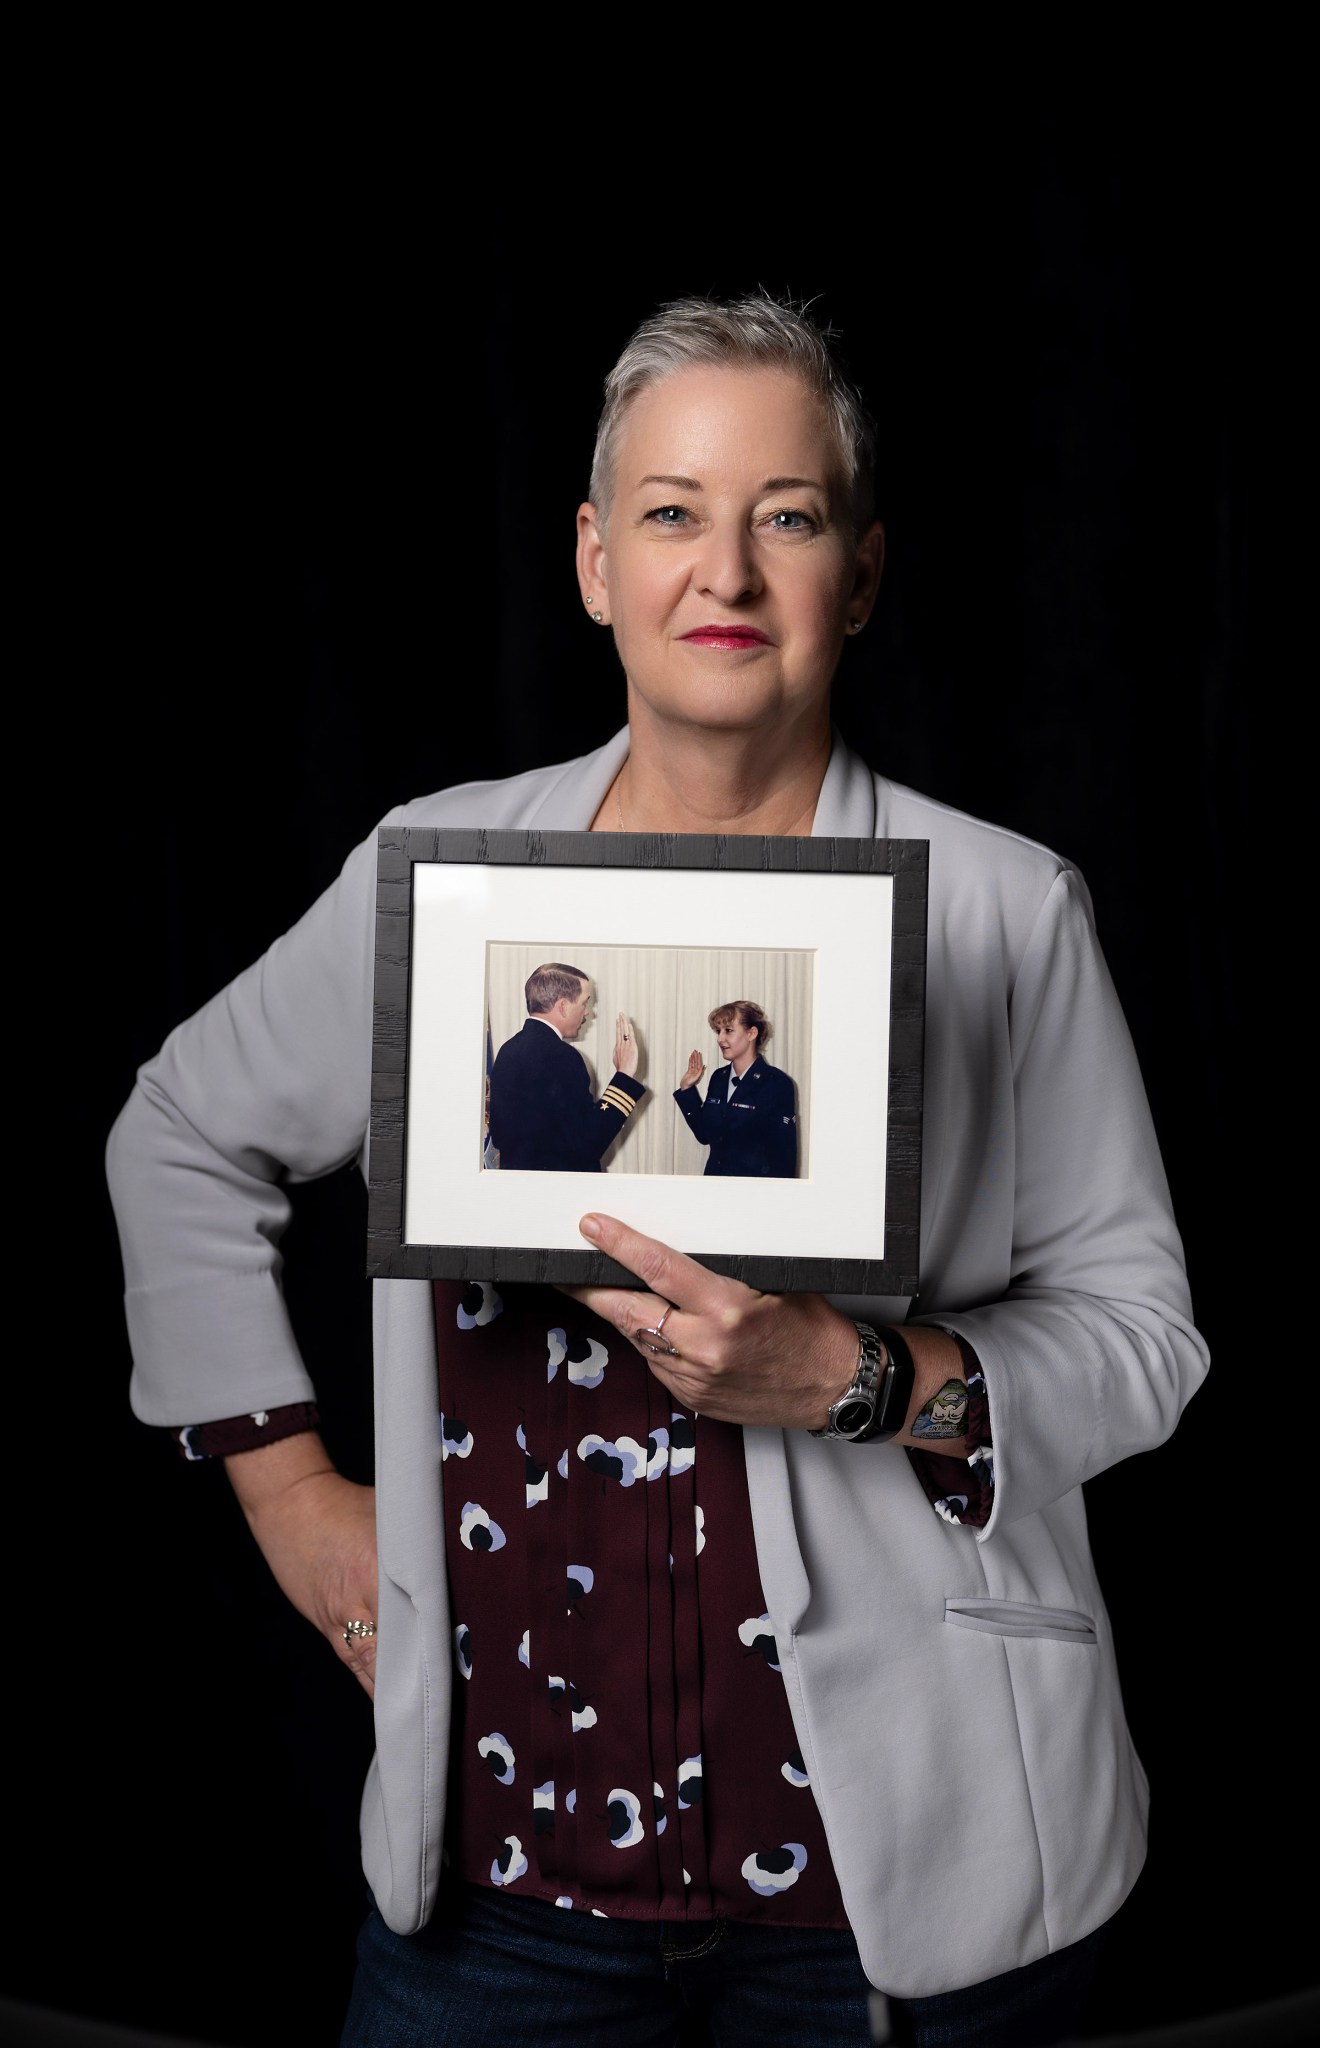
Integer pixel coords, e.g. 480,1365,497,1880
482,942,814,1178
399,855,896,1274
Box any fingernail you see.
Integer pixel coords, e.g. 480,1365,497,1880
580,1215,602,1241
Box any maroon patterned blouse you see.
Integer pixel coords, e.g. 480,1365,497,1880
433,1279,992,1926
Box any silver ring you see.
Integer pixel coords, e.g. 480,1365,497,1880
342,1619,377,1645
637,1304,678,1357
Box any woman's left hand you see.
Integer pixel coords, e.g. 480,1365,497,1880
563,1211,859,1431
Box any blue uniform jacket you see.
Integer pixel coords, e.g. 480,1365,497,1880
489,1018,644,1171
673,1055,798,1178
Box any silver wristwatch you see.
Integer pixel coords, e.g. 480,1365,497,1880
810,1322,916,1443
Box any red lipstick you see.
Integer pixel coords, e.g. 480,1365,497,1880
680,625,771,648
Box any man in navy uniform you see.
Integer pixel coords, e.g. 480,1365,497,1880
673,999,798,1178
488,963,645,1172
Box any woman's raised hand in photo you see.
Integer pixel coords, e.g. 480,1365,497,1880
678,1050,705,1090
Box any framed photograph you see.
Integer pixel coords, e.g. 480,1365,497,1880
368,828,927,1294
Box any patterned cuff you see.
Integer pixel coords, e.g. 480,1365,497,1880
171,1402,321,1464
903,1334,994,1529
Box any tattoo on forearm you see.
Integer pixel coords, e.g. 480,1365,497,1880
909,1378,968,1439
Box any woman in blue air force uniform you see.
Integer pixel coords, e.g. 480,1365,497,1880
673,999,798,1178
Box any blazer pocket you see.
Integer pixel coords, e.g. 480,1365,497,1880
944,1597,1097,1645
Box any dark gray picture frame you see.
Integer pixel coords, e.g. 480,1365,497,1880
368,827,927,1295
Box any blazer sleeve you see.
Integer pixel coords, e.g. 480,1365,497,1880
551,1048,644,1167
910,867,1209,1540
673,1079,714,1144
105,824,383,1426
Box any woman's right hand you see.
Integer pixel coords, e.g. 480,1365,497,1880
678,1051,705,1090
224,1432,379,1696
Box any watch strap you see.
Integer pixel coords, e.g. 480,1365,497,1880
811,1322,916,1444
866,1324,916,1443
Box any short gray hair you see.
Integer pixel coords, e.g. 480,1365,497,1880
588,295,876,535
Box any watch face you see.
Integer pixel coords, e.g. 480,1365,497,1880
835,1398,875,1438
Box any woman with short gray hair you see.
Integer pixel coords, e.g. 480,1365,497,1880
108,292,1207,2046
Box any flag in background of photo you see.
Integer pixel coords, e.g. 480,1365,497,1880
483,1011,499,1169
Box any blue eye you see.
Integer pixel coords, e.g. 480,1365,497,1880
769,509,816,532
646,505,690,526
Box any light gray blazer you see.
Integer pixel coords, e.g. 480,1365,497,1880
107,727,1208,1997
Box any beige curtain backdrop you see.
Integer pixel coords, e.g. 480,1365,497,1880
485,944,814,1176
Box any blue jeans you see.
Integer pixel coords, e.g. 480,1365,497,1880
340,1881,1105,2047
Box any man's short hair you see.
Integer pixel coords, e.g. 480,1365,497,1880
708,999,769,1046
525,963,590,1015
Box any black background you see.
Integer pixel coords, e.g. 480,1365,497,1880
18,129,1269,2045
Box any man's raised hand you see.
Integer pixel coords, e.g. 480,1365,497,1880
614,1013,640,1078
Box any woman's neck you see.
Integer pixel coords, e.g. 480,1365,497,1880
595,696,832,837
732,1049,757,1077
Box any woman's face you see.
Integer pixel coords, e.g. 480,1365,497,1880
716,1014,759,1069
578,365,883,741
